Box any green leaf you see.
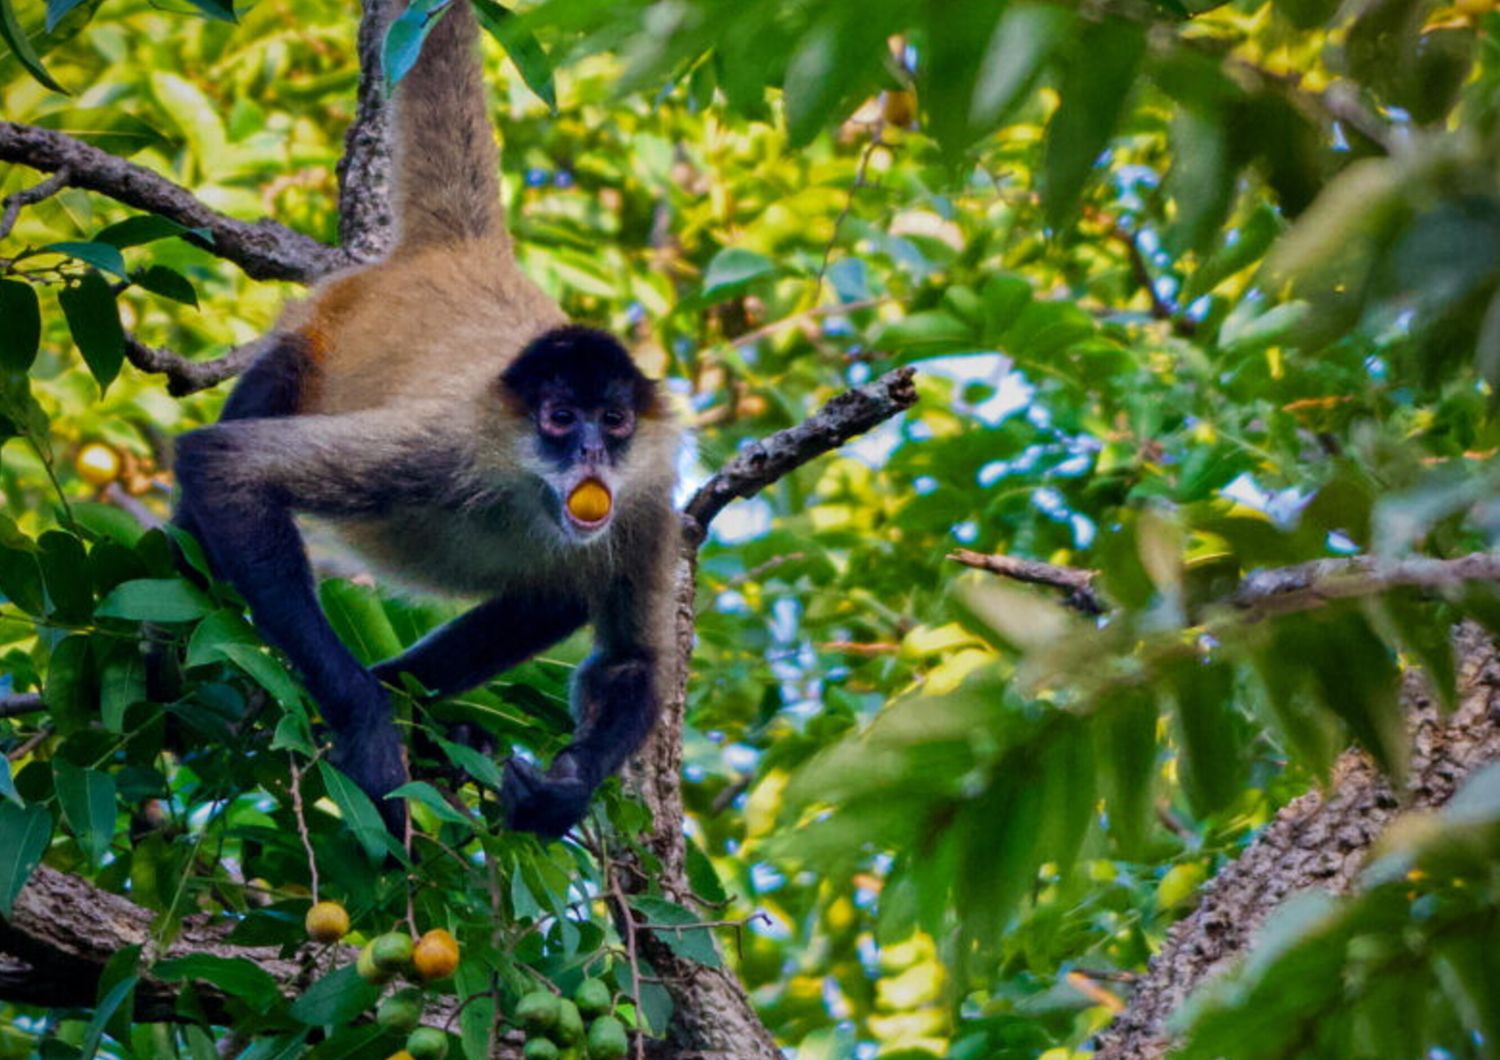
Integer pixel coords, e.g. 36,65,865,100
629,896,722,968
288,964,380,1027
969,3,1072,132
38,529,93,621
52,760,115,867
0,0,66,92
686,840,727,905
388,779,476,827
0,531,46,616
1042,21,1146,227
0,280,41,372
44,0,88,31
921,0,1005,158
58,270,125,392
43,240,128,280
383,0,452,91
319,579,403,665
956,768,1045,949
0,802,52,917
872,310,976,354
472,0,555,109
188,0,236,19
435,734,508,789
1095,687,1158,856
456,960,496,1060
132,264,198,306
94,943,140,1045
317,761,397,863
155,954,283,1010
0,758,19,805
71,500,145,547
98,638,146,732
78,973,138,1059
96,577,215,623
43,633,94,735
979,273,1033,342
32,109,168,154
1168,659,1242,818
701,247,775,300
1038,719,1095,878
95,214,208,248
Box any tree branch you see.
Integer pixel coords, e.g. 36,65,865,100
336,0,397,261
0,167,70,242
0,122,343,283
124,335,276,397
1096,624,1500,1058
0,693,43,719
682,366,918,542
948,548,1107,615
952,548,1500,621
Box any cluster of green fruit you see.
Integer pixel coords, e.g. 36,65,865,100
515,978,628,1060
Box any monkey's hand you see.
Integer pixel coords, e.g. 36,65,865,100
501,754,595,839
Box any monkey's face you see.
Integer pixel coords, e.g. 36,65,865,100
498,325,660,544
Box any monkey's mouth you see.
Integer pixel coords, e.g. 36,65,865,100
564,478,613,531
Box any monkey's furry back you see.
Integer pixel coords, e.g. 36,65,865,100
277,1,569,416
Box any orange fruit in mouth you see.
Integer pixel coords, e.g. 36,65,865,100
566,480,612,523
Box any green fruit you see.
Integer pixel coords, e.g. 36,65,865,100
357,941,396,984
586,1015,628,1060
516,990,561,1033
372,932,415,971
405,1026,449,1060
573,978,611,1019
523,1039,561,1060
377,988,425,1031
551,999,584,1045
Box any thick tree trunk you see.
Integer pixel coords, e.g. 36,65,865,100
1096,624,1500,1058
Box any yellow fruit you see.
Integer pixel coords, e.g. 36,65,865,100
305,901,350,943
566,480,611,523
75,442,122,486
412,928,460,981
882,89,917,128
1457,0,1490,18
388,1053,416,1060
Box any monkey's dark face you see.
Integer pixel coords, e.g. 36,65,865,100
500,326,658,542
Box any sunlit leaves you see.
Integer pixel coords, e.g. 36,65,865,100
0,0,65,91
472,0,556,110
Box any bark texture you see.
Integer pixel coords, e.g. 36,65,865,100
1095,623,1500,1058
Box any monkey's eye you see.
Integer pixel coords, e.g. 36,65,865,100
601,408,633,435
544,406,577,432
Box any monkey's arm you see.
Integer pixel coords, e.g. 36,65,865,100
174,405,467,827
504,507,679,837
372,591,588,697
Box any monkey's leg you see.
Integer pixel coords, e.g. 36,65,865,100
174,406,464,832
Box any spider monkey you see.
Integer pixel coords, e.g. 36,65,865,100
172,0,680,839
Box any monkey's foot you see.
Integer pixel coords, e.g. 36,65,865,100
501,758,593,839
328,718,409,837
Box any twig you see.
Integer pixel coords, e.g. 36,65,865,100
1229,552,1500,618
0,121,343,283
948,548,1107,616
730,298,887,351
604,846,646,1060
817,133,886,289
1108,222,1196,337
124,336,271,397
5,726,51,761
0,167,70,242
287,755,320,903
0,693,43,719
682,367,919,541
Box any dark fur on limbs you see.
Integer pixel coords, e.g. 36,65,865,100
173,339,409,833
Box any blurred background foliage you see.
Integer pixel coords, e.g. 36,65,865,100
5,0,1500,1055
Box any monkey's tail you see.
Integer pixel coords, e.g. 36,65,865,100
392,0,505,253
